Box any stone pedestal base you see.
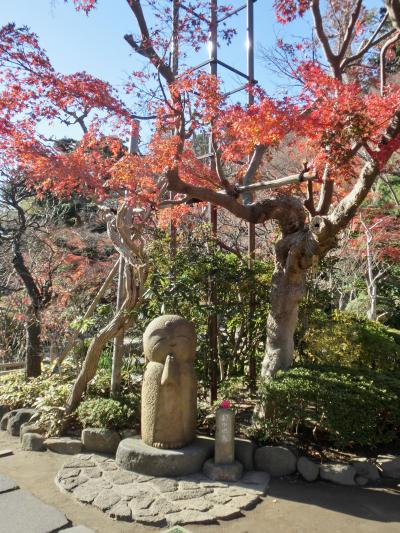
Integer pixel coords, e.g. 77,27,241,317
116,436,214,477
203,459,243,482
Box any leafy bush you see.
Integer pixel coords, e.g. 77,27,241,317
298,310,400,373
254,364,400,449
0,362,76,410
0,363,78,435
34,383,73,435
0,363,139,435
76,398,135,430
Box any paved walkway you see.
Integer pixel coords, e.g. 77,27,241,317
55,453,269,527
0,472,94,533
1,430,400,533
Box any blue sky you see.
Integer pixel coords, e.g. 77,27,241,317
0,0,383,141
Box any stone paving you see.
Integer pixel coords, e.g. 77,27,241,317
56,453,270,527
0,473,95,533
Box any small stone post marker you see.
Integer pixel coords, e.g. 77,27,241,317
203,401,243,481
215,407,235,464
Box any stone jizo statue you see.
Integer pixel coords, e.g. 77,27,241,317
141,315,197,449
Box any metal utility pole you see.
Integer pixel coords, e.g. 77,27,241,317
111,122,139,397
207,0,219,403
170,0,180,259
246,0,257,391
168,0,257,402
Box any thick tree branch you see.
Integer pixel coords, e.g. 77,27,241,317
124,1,175,85
329,163,379,234
304,179,316,216
337,0,363,62
242,144,267,187
315,165,334,216
329,108,400,234
166,168,307,233
236,172,316,193
311,0,341,79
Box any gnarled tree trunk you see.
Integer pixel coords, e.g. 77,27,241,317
261,229,316,378
65,204,149,416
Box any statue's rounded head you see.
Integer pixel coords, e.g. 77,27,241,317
143,314,196,364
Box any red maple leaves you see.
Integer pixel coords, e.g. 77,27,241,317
2,3,400,223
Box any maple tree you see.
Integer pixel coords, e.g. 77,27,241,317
2,0,400,385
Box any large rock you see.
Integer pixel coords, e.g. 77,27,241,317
0,405,10,420
235,438,256,471
119,429,137,440
351,458,380,482
297,456,319,482
116,435,214,477
19,422,44,442
377,455,400,479
21,432,46,452
7,409,36,436
254,446,297,477
44,437,82,455
82,428,121,454
320,463,356,486
1,411,14,431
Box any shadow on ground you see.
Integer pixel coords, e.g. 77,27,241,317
268,477,400,523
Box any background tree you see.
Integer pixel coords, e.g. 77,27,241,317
0,172,55,376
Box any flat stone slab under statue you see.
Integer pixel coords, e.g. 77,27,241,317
56,453,270,527
116,436,214,477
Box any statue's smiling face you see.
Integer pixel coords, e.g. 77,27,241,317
144,318,196,364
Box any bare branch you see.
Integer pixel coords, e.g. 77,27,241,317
316,165,334,216
341,13,394,69
242,145,267,188
311,0,341,79
124,1,175,85
236,172,316,194
337,0,363,62
304,179,316,216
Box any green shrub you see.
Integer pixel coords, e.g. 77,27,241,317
0,362,76,410
34,383,73,435
254,364,400,449
76,398,135,430
135,229,272,388
0,363,77,436
298,310,400,373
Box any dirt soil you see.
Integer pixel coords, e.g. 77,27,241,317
0,431,399,533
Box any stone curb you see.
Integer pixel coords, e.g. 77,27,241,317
3,418,397,487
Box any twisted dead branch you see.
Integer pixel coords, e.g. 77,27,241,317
65,202,149,415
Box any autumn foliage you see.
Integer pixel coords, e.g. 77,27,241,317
1,2,400,229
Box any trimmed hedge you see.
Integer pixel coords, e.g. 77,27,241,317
255,364,400,449
299,310,400,373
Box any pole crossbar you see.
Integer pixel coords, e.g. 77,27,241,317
217,0,257,23
190,58,254,82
